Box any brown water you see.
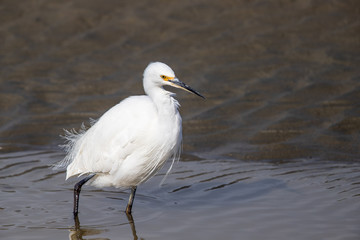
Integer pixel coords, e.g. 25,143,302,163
1,0,360,239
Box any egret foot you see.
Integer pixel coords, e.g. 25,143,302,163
125,186,137,214
73,174,95,217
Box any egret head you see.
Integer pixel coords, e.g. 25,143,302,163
143,62,204,98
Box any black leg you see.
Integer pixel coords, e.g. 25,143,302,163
73,214,80,231
73,174,95,217
126,186,137,214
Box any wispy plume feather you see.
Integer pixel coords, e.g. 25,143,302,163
53,120,95,170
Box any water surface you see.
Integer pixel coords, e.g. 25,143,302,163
1,150,360,239
1,0,360,239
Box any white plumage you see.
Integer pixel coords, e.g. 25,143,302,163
58,62,204,215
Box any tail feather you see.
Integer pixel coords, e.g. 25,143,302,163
52,123,88,171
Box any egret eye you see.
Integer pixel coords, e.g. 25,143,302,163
58,61,204,216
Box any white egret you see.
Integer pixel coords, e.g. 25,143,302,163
58,62,204,216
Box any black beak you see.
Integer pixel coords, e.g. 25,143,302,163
168,78,205,99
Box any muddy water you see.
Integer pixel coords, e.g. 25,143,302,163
1,1,360,239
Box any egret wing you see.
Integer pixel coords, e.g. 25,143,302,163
65,96,157,179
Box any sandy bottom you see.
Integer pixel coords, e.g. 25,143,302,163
0,0,359,239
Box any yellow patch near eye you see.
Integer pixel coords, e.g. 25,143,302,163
160,75,175,81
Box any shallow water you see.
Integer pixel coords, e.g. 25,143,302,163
1,151,360,239
1,0,360,239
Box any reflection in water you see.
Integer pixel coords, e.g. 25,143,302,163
0,0,359,238
126,213,139,240
69,213,139,240
0,150,359,239
69,216,106,240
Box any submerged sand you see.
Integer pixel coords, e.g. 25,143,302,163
0,1,360,239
